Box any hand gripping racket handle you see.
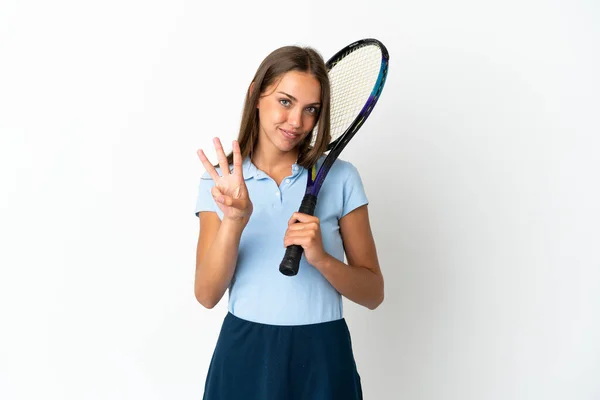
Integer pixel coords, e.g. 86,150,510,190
279,194,318,276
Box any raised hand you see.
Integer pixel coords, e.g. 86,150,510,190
197,138,253,223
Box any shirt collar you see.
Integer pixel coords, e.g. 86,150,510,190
242,157,304,181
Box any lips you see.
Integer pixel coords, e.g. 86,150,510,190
280,128,301,140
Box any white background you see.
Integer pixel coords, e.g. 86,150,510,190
1,0,599,399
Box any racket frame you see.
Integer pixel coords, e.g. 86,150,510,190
279,38,389,276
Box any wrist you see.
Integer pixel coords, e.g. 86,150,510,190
221,215,249,232
312,252,335,271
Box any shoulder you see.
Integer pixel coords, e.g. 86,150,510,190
316,155,362,181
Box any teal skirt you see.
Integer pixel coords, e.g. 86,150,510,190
203,312,363,400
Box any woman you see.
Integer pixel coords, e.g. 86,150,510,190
194,45,384,400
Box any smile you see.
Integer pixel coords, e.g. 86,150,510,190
280,128,301,140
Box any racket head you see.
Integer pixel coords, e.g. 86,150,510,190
306,39,389,195
309,38,389,151
279,39,390,277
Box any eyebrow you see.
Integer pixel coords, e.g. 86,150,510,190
277,91,321,106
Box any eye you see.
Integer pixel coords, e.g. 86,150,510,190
306,106,319,115
279,99,291,107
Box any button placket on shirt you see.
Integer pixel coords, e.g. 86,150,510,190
275,166,301,206
274,179,286,205
253,163,304,207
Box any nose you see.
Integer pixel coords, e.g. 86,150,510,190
288,107,302,129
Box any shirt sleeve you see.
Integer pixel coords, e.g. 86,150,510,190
341,163,369,217
194,171,218,217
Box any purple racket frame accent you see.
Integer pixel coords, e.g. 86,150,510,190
279,38,390,277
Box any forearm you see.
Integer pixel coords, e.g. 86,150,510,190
314,254,384,310
194,218,245,308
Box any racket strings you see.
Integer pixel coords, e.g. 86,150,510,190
311,45,383,147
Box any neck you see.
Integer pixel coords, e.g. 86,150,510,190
251,142,298,174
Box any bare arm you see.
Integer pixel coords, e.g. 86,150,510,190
283,204,384,309
194,213,246,308
194,138,252,309
317,205,384,309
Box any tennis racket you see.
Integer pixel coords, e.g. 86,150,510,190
279,38,390,276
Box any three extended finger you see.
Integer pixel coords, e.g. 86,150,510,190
197,149,220,181
232,140,243,178
213,137,230,176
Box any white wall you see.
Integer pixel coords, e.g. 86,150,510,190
1,0,599,399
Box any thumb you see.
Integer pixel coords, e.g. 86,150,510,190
221,195,251,211
211,186,225,204
288,212,312,225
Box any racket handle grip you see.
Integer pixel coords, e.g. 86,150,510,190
279,194,318,276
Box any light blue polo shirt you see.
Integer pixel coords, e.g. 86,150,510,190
194,155,368,326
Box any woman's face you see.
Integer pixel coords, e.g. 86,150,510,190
256,70,322,154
